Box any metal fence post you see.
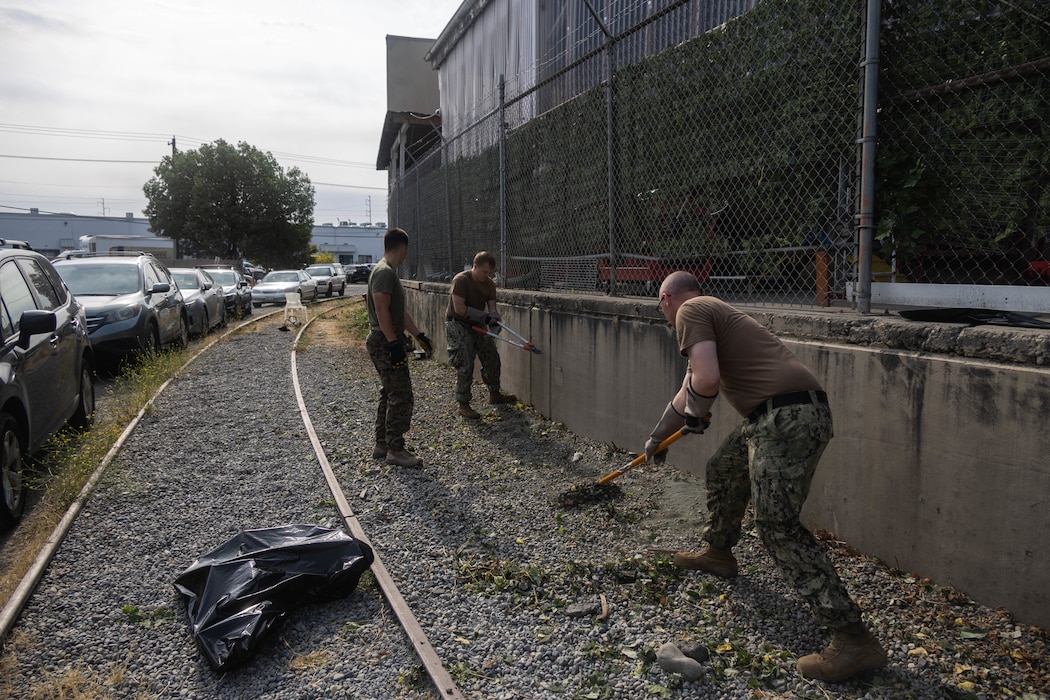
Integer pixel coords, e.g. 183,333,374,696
499,74,507,281
583,0,618,296
856,0,882,313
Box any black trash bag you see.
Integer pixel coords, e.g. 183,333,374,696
898,308,1050,329
174,523,374,671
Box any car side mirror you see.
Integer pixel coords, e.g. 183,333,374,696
202,282,212,290
150,282,171,294
18,309,57,349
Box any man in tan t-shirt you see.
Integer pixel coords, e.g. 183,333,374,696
445,251,517,419
644,270,886,683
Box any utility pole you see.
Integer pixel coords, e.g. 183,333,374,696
97,198,109,217
365,195,372,224
168,136,177,158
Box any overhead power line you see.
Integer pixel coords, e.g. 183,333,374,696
0,154,160,163
0,123,377,169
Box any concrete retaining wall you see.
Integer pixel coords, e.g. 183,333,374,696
405,281,1050,628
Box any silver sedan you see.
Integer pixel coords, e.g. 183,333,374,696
251,270,319,307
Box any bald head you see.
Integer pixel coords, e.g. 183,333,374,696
657,271,702,324
661,271,702,297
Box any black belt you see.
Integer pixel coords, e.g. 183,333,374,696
747,390,827,422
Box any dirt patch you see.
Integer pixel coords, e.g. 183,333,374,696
293,300,365,349
554,482,623,508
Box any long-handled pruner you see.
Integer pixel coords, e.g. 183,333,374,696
470,323,543,354
597,412,711,485
495,321,541,352
598,431,686,484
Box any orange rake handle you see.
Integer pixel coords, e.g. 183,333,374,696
598,430,687,485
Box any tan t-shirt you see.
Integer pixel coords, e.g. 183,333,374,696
446,269,497,321
675,296,822,417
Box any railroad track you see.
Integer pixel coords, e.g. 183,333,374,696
0,296,464,699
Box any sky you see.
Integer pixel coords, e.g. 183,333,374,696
0,0,463,225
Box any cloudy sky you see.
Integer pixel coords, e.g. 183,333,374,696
0,0,463,224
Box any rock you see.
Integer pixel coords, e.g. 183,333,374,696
679,641,710,663
656,642,705,681
565,600,602,618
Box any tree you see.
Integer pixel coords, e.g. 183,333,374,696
143,139,315,269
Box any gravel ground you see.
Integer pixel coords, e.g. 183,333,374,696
0,301,1046,699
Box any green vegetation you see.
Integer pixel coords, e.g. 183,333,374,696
144,139,315,270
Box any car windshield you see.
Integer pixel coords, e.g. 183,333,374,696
56,263,140,295
208,270,237,285
172,272,200,290
264,272,299,283
305,267,331,276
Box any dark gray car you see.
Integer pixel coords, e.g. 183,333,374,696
52,252,188,359
0,245,95,530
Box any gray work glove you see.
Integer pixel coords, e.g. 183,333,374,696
683,412,711,434
683,370,718,418
464,306,488,324
487,311,502,334
645,401,685,464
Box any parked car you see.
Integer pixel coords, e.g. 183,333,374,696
251,270,319,307
330,263,347,283
243,262,266,285
170,268,226,338
303,263,347,298
0,246,95,531
200,266,252,317
52,252,188,359
348,264,373,284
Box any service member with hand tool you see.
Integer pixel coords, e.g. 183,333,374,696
445,251,517,419
646,270,886,683
365,228,433,468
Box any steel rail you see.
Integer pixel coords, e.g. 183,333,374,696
289,305,465,699
1,297,463,699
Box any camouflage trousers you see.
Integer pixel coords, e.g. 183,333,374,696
366,330,414,451
445,320,502,403
702,400,862,629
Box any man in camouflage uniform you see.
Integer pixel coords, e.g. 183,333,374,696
366,228,433,467
445,251,517,419
644,270,886,683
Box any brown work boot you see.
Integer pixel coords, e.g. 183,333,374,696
385,449,422,468
673,545,738,578
796,627,887,682
488,391,517,405
457,402,481,419
371,442,388,459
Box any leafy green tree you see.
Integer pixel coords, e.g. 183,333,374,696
143,139,315,269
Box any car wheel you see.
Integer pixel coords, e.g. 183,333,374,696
176,314,189,349
197,309,209,337
244,300,252,315
0,412,26,531
253,302,261,309
70,358,95,430
219,304,227,328
339,284,345,296
142,323,160,356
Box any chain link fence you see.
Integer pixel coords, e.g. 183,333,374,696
876,0,1049,289
391,0,1049,310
